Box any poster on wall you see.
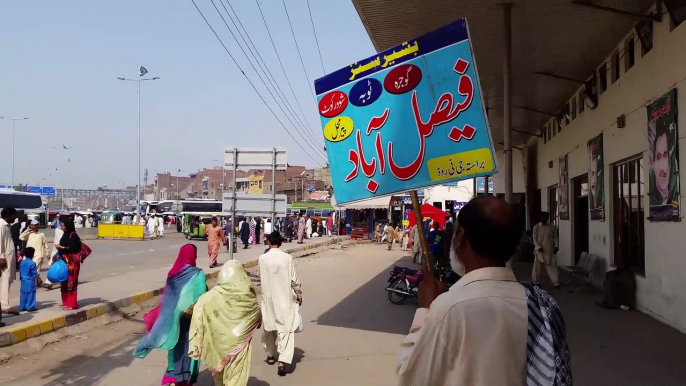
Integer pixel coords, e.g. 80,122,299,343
587,133,604,220
647,89,680,221
314,19,496,204
558,155,569,220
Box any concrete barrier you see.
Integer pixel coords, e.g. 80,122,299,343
97,224,145,240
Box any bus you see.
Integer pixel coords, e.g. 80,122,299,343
141,200,180,215
287,202,334,219
0,189,47,227
181,199,223,213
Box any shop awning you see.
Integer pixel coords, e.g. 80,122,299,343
334,195,392,210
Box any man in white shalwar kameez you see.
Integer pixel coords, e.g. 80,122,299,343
156,215,164,238
305,215,312,239
146,216,157,240
532,212,559,287
259,231,302,376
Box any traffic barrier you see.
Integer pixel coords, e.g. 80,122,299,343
97,224,145,240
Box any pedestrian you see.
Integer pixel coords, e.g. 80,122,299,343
426,221,445,268
224,217,234,253
45,220,65,291
326,214,333,237
74,215,83,229
401,227,410,251
0,207,19,318
305,215,312,239
147,216,157,240
10,217,22,258
86,216,93,228
249,217,256,245
189,260,261,386
396,196,572,385
52,214,61,229
18,247,37,312
297,214,305,244
134,244,207,386
157,215,165,238
239,218,250,249
386,223,396,251
54,219,82,310
263,219,273,245
532,212,560,288
205,217,225,268
19,220,49,287
411,224,422,265
259,232,302,376
255,217,261,247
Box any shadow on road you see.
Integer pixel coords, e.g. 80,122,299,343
316,255,417,335
39,334,138,386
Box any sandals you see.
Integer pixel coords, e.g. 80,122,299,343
266,356,276,365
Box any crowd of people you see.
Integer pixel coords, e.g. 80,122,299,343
0,208,87,327
135,231,303,385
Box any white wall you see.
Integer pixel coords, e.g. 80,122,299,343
422,181,475,208
533,18,686,332
492,149,526,194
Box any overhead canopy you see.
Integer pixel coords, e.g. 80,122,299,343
335,194,392,210
351,0,656,147
407,204,450,229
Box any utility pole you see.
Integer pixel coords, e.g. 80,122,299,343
0,117,29,187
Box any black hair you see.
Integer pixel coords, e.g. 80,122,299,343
653,122,670,157
1,207,17,218
268,231,283,246
62,218,76,233
212,217,219,222
456,197,520,265
433,221,441,229
540,211,549,217
24,247,35,259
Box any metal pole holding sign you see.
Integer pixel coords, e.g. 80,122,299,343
410,190,431,273
270,148,277,229
229,148,238,261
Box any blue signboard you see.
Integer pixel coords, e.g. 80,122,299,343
453,201,468,212
0,185,6,189
476,177,494,194
41,186,56,197
315,19,496,204
27,186,42,194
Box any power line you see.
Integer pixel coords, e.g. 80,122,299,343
281,0,317,102
207,0,327,161
191,0,325,166
306,0,326,75
255,0,322,140
220,0,323,147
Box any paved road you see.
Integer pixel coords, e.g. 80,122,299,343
0,243,413,386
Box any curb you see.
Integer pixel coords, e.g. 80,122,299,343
0,237,355,348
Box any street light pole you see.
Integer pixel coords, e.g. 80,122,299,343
0,117,29,188
117,74,160,217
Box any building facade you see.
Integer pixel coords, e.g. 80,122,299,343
529,12,686,333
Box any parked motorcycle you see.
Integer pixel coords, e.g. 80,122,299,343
386,263,460,305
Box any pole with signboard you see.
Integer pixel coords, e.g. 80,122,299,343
225,148,287,261
314,19,496,274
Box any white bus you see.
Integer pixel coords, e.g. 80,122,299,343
0,188,46,227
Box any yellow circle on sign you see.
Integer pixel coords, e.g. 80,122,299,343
323,116,354,142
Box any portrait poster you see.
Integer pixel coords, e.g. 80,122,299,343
587,133,604,220
314,19,496,204
558,155,569,220
647,89,679,221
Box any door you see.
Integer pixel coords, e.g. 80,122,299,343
573,176,589,264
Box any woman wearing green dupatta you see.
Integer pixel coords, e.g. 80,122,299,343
189,260,261,386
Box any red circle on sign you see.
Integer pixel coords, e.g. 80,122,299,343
318,91,348,118
383,64,422,95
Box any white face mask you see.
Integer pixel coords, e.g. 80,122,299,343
450,242,466,276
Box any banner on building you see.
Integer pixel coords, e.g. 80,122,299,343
314,19,496,204
558,155,569,220
587,133,604,220
647,89,680,221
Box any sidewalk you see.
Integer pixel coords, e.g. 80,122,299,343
0,235,345,347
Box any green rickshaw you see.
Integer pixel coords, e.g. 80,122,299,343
100,211,124,224
182,213,213,240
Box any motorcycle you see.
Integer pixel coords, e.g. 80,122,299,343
386,263,460,305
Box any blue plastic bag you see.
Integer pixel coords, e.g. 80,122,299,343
47,259,68,283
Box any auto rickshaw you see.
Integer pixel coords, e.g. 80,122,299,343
183,214,212,240
100,211,124,224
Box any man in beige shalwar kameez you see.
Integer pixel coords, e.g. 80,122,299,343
259,231,302,376
532,212,559,287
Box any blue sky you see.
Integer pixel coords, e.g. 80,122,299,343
0,0,374,189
